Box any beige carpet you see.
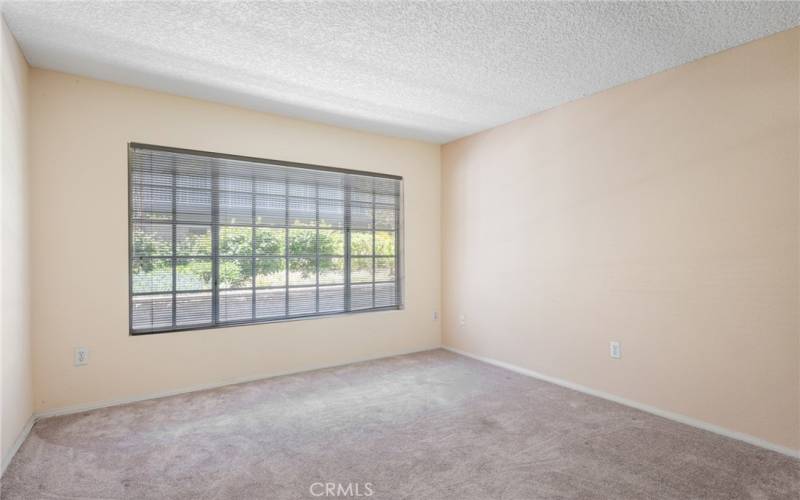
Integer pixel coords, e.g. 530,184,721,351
2,349,798,499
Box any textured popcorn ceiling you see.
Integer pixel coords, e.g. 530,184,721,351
3,1,800,143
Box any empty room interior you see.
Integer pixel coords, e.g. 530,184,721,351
1,1,799,499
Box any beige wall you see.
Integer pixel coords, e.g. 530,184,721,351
29,69,441,413
1,17,32,466
442,29,800,451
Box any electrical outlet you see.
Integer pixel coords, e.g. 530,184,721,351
459,314,466,326
609,341,621,359
432,311,438,321
74,347,89,366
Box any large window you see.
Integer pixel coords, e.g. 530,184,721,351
129,143,402,334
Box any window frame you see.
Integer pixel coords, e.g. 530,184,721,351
128,143,403,336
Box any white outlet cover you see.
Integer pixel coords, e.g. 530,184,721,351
610,341,621,359
74,347,89,366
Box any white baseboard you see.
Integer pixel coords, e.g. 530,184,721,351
35,346,439,420
443,346,800,460
2,414,36,475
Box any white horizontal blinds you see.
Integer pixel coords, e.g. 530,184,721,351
129,144,402,333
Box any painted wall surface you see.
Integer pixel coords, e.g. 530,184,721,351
29,69,441,412
442,29,800,451
1,17,31,465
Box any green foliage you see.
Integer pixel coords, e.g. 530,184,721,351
375,257,396,281
131,259,171,293
219,226,251,256
350,231,372,256
132,223,396,293
255,228,284,255
132,226,170,276
375,231,395,256
289,229,317,256
177,259,212,290
319,229,344,255
177,229,211,256
351,256,372,273
255,258,286,287
289,257,315,279
133,231,169,257
219,259,250,288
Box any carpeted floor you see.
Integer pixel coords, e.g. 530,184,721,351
1,349,798,499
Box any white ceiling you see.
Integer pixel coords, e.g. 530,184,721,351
3,1,800,143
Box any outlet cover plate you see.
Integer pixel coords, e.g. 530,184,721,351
74,347,89,366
